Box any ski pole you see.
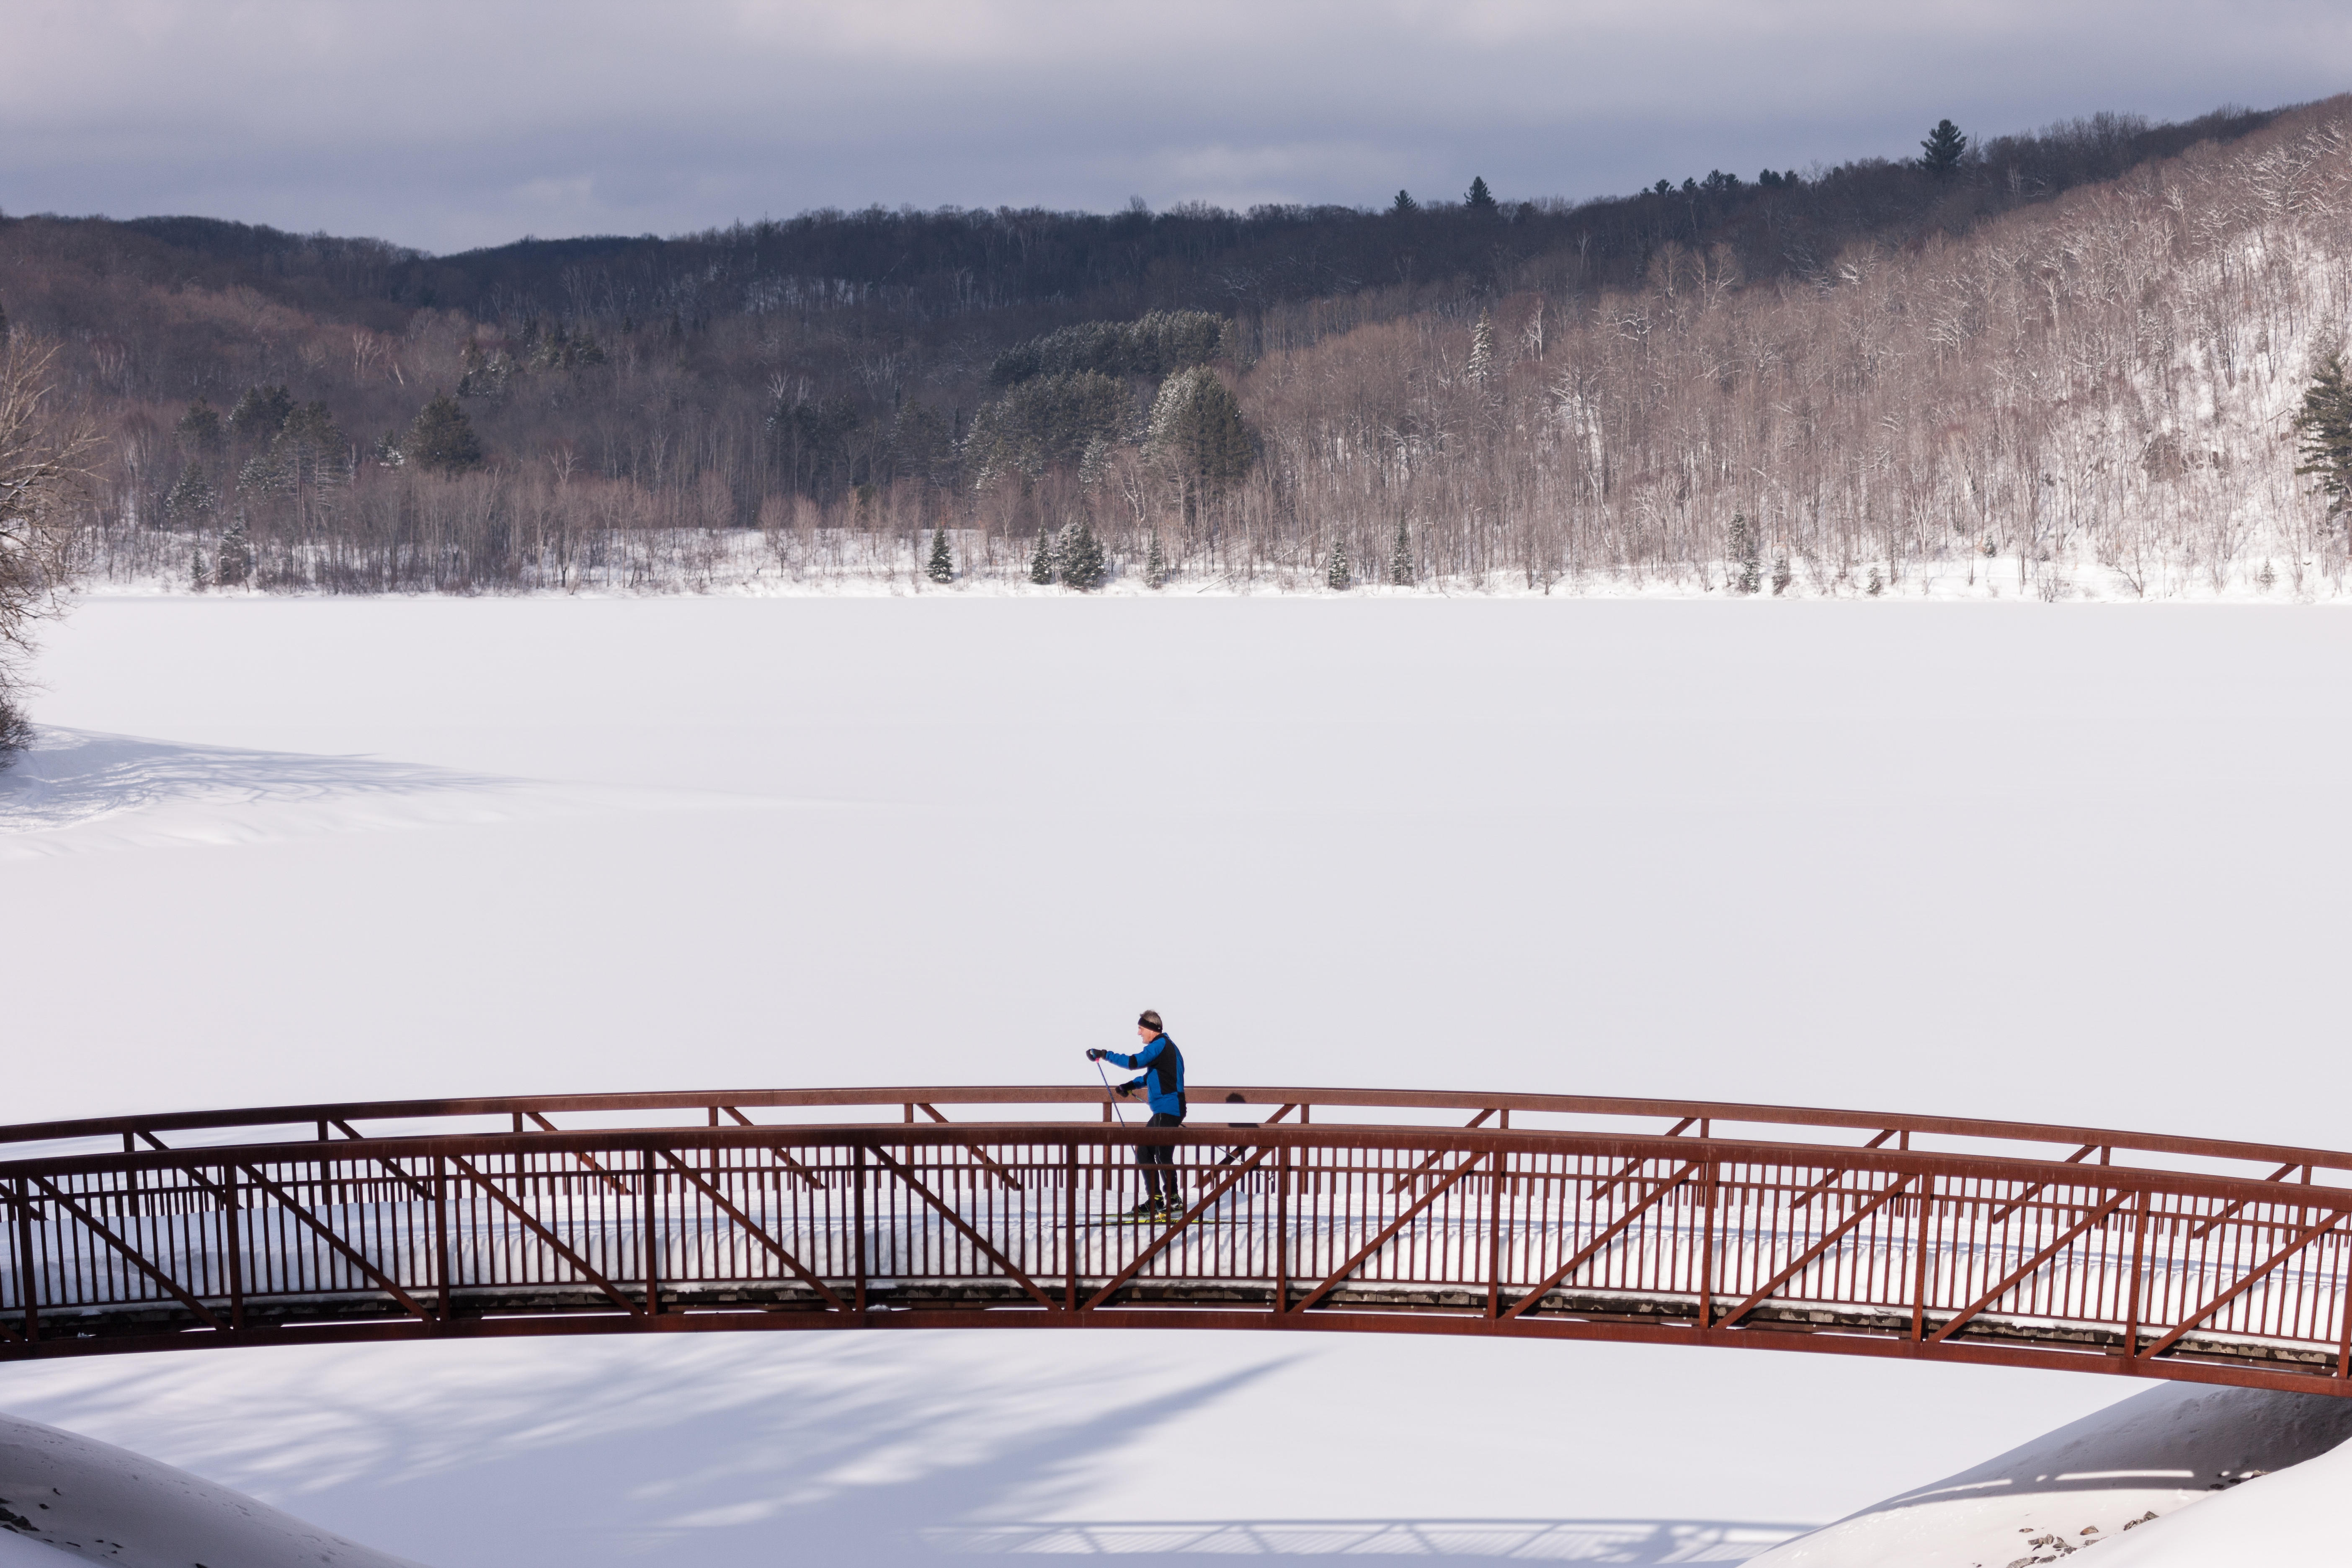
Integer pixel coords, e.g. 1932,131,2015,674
1093,1055,1128,1127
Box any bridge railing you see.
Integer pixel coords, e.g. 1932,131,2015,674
5,1110,2352,1395
4,1085,2347,1196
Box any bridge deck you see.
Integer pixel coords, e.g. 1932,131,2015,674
4,1087,2350,1394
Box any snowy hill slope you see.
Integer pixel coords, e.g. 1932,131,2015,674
0,1411,425,1567
1749,1383,2352,1568
2092,1426,2352,1565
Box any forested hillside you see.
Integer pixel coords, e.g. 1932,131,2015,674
4,99,2345,597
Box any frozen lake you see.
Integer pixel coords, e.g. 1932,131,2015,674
6,596,2350,1565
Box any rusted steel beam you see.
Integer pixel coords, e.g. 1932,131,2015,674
915,1105,1021,1190
15,1126,2341,1212
1387,1110,1496,1194
12,1087,2352,1190
1289,1151,1488,1315
522,1113,632,1196
444,1156,643,1318
657,1151,846,1312
866,1147,1057,1309
2189,1163,2304,1241
1593,1117,1698,1200
1788,1130,1898,1212
1988,1144,2103,1225
1082,1148,1274,1312
1501,1160,1702,1320
235,1164,434,1321
31,1177,227,1331
2140,1208,2347,1362
1715,1173,1916,1331
1929,1188,2133,1346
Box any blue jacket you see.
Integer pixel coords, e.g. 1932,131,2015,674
1104,1034,1185,1118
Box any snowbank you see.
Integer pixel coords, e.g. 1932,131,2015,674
0,1410,424,1566
1749,1382,2352,1568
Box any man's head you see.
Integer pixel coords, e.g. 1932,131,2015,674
1137,1009,1163,1040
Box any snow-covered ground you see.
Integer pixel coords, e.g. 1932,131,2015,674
7,596,2352,1565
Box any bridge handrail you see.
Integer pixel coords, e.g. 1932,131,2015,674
2,1085,2347,1185
6,1121,2349,1209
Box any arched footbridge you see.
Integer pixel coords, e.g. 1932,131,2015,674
4,1087,2352,1396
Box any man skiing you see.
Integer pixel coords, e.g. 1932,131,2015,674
1088,1010,1186,1218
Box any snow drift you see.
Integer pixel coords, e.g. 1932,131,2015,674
0,1410,424,1567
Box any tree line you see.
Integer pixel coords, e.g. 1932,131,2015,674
0,98,2340,605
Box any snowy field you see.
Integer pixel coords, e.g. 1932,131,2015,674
8,596,2352,1565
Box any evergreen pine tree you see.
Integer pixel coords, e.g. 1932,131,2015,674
227,384,294,443
1771,555,1792,596
1727,514,1761,594
926,526,955,583
1145,532,1167,589
176,398,224,456
1029,526,1058,585
2293,354,2352,521
407,392,484,474
1392,190,1418,214
1919,120,1968,178
1466,312,1495,387
1389,518,1414,586
1465,176,1498,214
1326,536,1351,591
1058,520,1106,590
217,517,253,587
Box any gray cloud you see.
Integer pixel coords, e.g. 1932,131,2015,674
5,0,2349,253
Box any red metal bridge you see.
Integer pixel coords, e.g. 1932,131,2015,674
5,1086,2352,1396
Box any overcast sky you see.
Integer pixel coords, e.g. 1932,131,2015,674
7,1,2350,255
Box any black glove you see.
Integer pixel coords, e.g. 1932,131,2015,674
1086,1049,1106,1061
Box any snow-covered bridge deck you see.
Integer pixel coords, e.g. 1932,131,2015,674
4,1086,2351,1395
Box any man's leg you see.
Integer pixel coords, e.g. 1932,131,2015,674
1143,1113,1183,1204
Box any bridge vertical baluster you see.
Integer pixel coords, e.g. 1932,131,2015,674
13,1176,36,1344
1695,1160,1715,1332
1486,1151,1505,1319
433,1155,451,1323
853,1142,868,1315
223,1164,243,1331
1911,1174,1935,1341
1063,1144,1076,1311
1274,1142,1289,1319
642,1148,659,1319
2337,1215,2352,1377
2124,1188,2148,1360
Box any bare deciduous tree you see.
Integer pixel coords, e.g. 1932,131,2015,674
0,337,98,764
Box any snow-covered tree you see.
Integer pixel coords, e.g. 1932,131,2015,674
0,338,95,769
1326,536,1351,590
1029,527,1057,585
1059,520,1106,590
1466,313,1494,388
1145,532,1167,589
1728,514,1760,594
926,527,955,583
217,517,254,587
1389,519,1414,586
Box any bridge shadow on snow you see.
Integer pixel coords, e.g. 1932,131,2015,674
11,1341,1811,1568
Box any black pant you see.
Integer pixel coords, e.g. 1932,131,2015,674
1137,1112,1184,1199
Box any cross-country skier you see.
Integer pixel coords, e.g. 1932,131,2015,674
1088,1010,1186,1218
